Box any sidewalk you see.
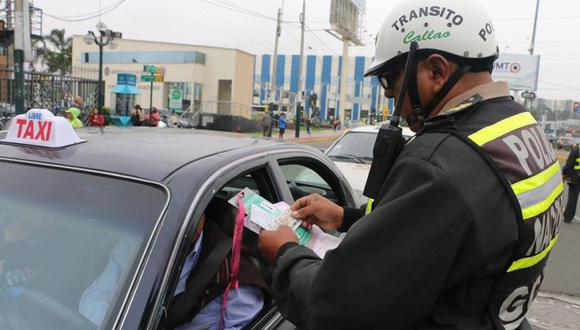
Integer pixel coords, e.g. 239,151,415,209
528,292,580,329
247,128,343,144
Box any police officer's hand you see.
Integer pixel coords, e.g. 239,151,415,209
291,194,344,232
259,226,299,265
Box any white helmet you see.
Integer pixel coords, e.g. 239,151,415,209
365,0,499,77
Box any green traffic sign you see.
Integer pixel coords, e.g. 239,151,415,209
144,65,157,74
141,75,155,82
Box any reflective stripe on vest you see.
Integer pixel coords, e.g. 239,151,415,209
365,199,374,215
469,112,561,273
575,158,580,171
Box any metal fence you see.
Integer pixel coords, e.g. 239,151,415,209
0,69,99,113
198,101,252,118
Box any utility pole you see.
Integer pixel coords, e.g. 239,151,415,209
339,39,349,130
524,0,541,114
529,0,541,55
14,0,27,114
270,3,283,103
295,0,305,138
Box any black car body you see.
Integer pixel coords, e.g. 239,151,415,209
0,127,356,330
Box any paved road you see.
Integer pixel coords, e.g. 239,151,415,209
542,184,580,297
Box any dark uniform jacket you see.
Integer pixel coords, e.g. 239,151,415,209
272,82,561,330
563,146,580,185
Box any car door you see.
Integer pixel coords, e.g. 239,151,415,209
148,152,291,330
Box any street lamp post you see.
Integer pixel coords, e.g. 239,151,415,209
84,23,121,114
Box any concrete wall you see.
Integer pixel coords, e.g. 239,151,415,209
233,51,254,117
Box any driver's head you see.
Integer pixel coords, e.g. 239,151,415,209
365,0,499,131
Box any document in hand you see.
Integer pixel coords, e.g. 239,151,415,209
229,188,343,258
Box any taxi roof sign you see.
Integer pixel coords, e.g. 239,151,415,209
2,109,85,148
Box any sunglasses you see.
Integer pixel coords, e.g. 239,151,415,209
377,70,400,90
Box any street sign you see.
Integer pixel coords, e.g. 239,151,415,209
144,65,157,74
141,74,164,82
117,73,136,86
521,91,537,99
169,88,183,111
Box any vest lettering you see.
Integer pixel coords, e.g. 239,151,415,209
503,135,532,176
499,286,528,325
522,130,545,169
526,196,562,256
536,126,556,163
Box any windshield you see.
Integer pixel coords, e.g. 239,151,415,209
327,132,376,164
0,162,167,330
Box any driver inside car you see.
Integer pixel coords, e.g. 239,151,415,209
79,212,269,330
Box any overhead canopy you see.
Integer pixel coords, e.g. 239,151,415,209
112,85,140,95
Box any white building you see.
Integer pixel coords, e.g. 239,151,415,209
72,36,255,119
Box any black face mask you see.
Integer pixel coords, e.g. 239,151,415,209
363,43,471,200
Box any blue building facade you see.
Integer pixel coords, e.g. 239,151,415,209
253,54,393,122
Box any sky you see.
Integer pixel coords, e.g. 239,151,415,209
35,0,580,101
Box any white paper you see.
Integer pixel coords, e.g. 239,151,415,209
307,225,343,258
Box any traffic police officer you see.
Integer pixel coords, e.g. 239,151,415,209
563,144,580,223
259,0,562,329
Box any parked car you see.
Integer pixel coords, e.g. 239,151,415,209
554,136,580,150
0,109,357,330
325,125,415,205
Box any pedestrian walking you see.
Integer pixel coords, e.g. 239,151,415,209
261,112,272,137
563,145,580,223
258,1,561,329
278,113,287,140
306,117,312,137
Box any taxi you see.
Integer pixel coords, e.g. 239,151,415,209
0,109,357,330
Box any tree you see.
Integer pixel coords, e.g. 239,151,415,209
43,29,72,75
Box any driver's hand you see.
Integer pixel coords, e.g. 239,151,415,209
291,194,344,232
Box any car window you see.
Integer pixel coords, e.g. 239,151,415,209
162,166,278,330
0,162,167,330
279,161,346,206
326,132,376,164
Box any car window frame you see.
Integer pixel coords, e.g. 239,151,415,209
150,153,285,330
273,152,357,208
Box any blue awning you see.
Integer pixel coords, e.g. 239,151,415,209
112,85,140,95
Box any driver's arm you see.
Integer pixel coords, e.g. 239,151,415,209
79,239,136,326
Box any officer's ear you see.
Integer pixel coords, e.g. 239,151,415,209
424,54,455,95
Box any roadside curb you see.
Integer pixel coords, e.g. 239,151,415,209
288,135,341,144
